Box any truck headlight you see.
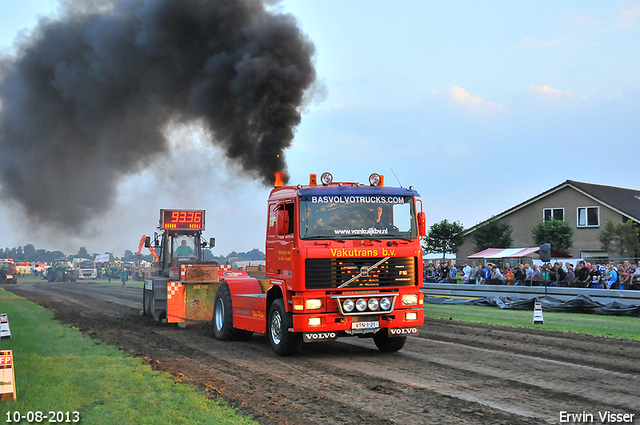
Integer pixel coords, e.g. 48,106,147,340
320,172,333,185
380,297,391,310
367,298,379,311
401,294,418,306
343,299,355,312
305,299,322,310
369,173,382,186
356,298,367,312
308,317,322,326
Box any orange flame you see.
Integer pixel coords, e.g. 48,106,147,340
274,171,285,187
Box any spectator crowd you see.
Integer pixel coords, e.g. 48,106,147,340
424,260,640,290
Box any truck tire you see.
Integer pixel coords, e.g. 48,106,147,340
47,269,55,282
70,270,79,282
55,271,63,282
142,287,150,316
268,299,301,356
213,284,251,341
373,331,406,352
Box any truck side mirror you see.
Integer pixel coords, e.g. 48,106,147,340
209,238,215,248
417,212,426,237
277,210,290,236
144,236,151,248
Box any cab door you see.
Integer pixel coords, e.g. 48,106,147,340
266,200,295,280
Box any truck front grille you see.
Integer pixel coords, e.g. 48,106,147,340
305,257,417,289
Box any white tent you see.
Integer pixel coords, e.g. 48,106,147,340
423,252,456,261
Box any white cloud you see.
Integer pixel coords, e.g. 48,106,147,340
522,37,571,47
444,86,499,112
527,85,573,97
568,14,603,27
448,86,483,106
617,1,640,28
579,1,640,32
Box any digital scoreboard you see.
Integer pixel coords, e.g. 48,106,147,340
160,209,205,230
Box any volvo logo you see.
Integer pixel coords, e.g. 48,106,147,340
389,327,419,335
303,332,337,342
360,266,369,277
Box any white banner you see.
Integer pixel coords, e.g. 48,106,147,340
94,254,110,263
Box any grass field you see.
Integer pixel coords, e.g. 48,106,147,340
424,302,640,341
0,287,256,425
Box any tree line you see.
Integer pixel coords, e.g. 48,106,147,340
133,248,265,264
423,218,640,259
2,244,265,264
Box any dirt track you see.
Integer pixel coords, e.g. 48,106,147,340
5,281,639,425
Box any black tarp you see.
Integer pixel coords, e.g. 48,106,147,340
425,294,640,316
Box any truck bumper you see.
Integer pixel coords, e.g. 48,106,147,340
291,308,424,338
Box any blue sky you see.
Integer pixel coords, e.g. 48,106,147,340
1,1,639,257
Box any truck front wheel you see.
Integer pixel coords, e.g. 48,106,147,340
373,331,406,352
213,284,251,341
268,299,301,356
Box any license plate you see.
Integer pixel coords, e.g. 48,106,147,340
351,320,379,330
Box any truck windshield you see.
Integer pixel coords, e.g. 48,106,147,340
172,235,197,260
299,195,417,240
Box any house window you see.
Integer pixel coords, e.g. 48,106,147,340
577,207,599,228
543,208,564,221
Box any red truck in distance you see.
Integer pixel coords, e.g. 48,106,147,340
143,172,426,356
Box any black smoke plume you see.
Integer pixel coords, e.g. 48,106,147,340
0,0,316,229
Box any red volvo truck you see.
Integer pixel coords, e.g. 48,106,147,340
143,172,426,356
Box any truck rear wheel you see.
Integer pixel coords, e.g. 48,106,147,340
142,287,151,316
373,331,406,352
268,299,301,356
213,284,251,341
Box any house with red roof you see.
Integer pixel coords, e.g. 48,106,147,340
457,180,640,260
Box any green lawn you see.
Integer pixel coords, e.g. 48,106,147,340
0,288,256,425
424,302,640,341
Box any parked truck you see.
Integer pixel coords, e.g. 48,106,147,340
142,172,426,356
72,258,98,279
0,259,18,284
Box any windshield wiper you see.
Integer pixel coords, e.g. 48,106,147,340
303,235,346,243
